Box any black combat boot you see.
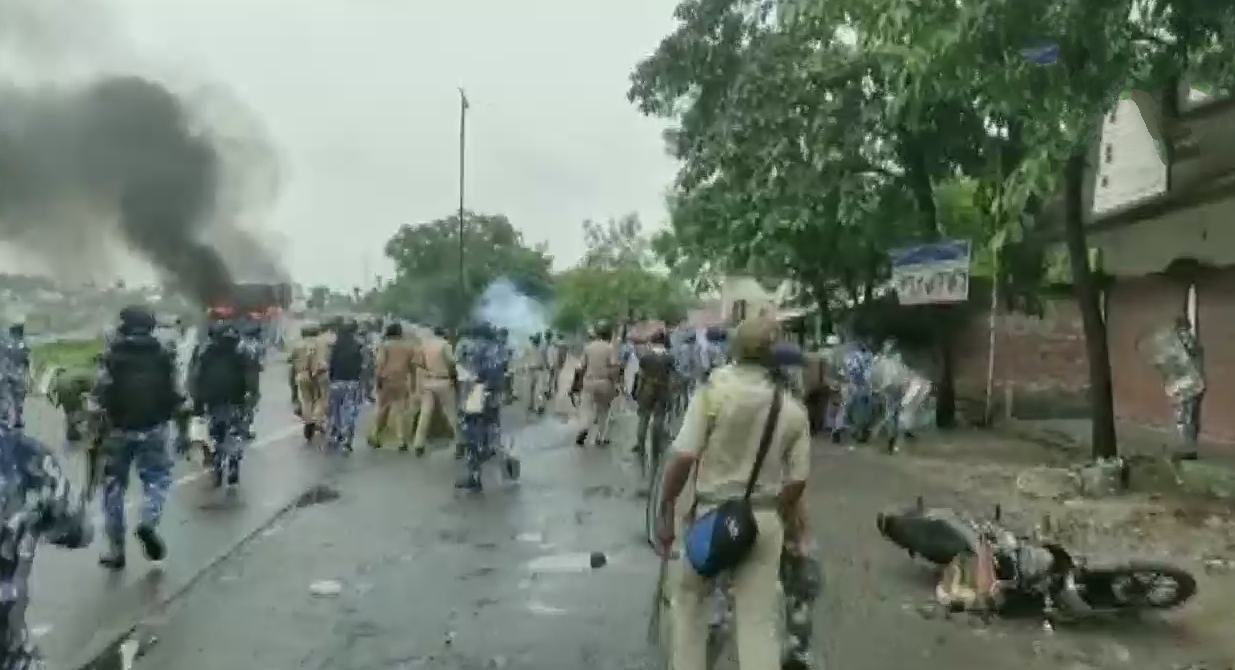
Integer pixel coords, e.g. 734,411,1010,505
135,524,166,562
227,456,241,486
98,537,125,570
575,430,588,447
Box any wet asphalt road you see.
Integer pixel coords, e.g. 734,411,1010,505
68,370,1227,670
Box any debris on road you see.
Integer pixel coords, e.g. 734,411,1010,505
308,580,342,597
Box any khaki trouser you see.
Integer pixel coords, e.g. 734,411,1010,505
671,508,784,670
297,372,325,423
576,379,616,443
369,385,418,446
412,379,458,449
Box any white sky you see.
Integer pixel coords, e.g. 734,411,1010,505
5,0,681,290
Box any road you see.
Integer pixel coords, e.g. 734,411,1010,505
101,389,1230,670
22,362,332,670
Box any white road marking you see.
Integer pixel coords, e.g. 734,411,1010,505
118,422,303,514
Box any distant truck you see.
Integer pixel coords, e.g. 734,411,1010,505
206,282,293,348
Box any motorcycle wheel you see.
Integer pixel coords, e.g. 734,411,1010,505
1078,561,1198,611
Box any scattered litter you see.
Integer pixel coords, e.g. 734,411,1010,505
527,553,594,574
526,600,568,615
516,532,544,543
119,637,139,670
589,551,607,569
444,631,456,646
29,624,51,638
309,580,343,597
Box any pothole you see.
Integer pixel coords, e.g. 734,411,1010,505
295,484,341,508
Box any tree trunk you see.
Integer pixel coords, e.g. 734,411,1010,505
1062,153,1118,459
902,138,956,428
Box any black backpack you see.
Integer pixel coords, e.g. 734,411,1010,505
194,341,248,407
103,338,178,430
330,336,364,381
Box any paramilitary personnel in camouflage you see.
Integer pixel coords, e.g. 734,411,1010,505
1173,316,1205,460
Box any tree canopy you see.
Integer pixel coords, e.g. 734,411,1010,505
629,0,1235,447
375,212,553,325
552,214,692,332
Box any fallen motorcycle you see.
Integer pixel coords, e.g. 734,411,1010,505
876,498,1197,619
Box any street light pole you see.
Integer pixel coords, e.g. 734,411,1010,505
457,87,469,327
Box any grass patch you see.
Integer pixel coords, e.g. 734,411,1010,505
32,338,104,375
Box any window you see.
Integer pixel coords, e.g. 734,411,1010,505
1104,144,1113,163
732,299,747,324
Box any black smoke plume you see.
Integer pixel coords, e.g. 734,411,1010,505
0,0,288,304
0,75,280,304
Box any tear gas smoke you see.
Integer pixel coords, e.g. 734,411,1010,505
0,0,287,303
471,278,548,343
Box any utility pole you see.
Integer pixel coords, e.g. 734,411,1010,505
457,87,469,327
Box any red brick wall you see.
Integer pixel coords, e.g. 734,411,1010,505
953,294,1089,420
1198,268,1235,442
949,270,1233,443
1106,275,1185,432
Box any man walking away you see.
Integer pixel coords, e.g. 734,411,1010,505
291,324,324,440
95,305,179,570
633,329,675,467
574,321,620,447
412,327,460,454
1173,315,1205,461
368,322,421,453
327,319,366,452
191,322,251,488
526,333,547,414
654,317,810,670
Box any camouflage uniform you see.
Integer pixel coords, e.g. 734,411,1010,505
238,332,263,439
1174,322,1204,458
456,326,506,490
832,342,874,443
326,324,365,451
0,431,93,670
93,308,176,569
1,327,29,430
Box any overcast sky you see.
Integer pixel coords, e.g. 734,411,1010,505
96,0,679,290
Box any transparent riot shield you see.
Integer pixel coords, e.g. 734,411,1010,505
1137,326,1204,400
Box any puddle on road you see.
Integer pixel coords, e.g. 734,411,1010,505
295,484,341,508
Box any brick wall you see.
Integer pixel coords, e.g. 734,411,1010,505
953,294,1090,421
1198,268,1235,442
1106,275,1185,432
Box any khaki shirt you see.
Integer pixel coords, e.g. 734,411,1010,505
376,338,418,391
581,339,618,383
310,331,336,374
288,340,313,376
672,365,810,506
419,336,455,380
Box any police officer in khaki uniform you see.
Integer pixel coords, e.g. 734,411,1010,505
289,323,324,440
411,326,459,452
654,317,810,670
367,322,421,453
574,321,620,447
309,320,338,434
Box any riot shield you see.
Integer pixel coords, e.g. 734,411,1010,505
1137,326,1204,400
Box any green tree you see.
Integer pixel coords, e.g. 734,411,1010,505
379,211,553,325
552,215,691,331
